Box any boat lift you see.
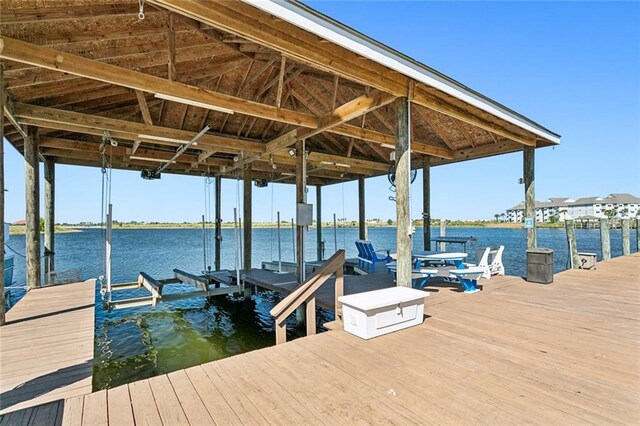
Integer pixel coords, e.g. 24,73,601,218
99,203,246,310
103,269,244,310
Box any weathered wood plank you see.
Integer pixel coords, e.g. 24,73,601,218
0,281,94,415
106,384,134,426
81,390,107,426
128,380,162,426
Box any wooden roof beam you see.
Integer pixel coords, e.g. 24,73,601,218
13,103,265,155
135,91,154,125
0,36,317,128
222,89,396,174
147,0,408,95
147,0,544,145
1,86,28,139
413,85,535,147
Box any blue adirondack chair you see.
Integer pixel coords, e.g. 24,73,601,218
355,240,392,272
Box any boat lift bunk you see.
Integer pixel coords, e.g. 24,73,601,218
104,269,244,310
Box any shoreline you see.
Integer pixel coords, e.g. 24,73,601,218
46,222,565,231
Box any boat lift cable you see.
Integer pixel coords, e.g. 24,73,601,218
341,182,346,250
270,183,274,262
155,125,211,177
99,131,114,300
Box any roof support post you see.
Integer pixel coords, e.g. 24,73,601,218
243,167,252,271
358,176,367,240
524,146,537,249
295,140,307,327
0,64,5,325
214,176,222,271
295,140,306,283
44,157,55,279
422,157,431,251
316,186,323,261
395,98,412,287
25,126,41,290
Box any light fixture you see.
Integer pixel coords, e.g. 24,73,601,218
130,156,174,163
154,93,234,115
321,161,351,168
137,134,191,145
288,148,296,157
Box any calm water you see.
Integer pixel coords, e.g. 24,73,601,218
5,226,637,389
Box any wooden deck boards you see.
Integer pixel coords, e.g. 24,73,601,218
242,267,399,310
7,255,640,424
0,281,95,416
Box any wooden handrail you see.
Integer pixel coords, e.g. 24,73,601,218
270,250,345,344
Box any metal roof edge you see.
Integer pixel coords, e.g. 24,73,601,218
242,0,561,144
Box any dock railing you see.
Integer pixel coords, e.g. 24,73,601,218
270,249,345,345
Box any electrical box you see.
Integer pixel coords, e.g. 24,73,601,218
526,248,554,284
296,203,313,226
578,252,597,270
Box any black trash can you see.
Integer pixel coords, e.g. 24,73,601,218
526,248,554,284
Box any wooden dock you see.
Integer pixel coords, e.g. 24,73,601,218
0,280,95,416
8,253,631,425
242,267,398,311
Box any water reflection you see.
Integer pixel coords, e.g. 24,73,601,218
94,286,332,389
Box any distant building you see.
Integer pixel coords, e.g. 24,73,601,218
506,194,640,223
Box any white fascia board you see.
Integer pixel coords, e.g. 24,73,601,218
243,0,560,144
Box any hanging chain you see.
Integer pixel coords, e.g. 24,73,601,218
138,0,145,20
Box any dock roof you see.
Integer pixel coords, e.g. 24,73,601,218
1,0,560,185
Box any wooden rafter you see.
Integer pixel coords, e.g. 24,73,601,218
147,0,541,147
413,106,456,150
167,13,177,81
135,91,154,125
1,86,28,139
413,85,535,146
451,119,476,148
13,103,264,155
276,56,286,108
0,36,317,128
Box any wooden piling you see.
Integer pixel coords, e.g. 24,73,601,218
0,64,5,325
214,176,222,271
422,157,431,251
565,219,579,269
524,146,537,249
395,98,411,287
243,167,252,271
44,157,55,279
358,176,367,240
316,186,322,261
295,140,306,325
439,219,446,252
25,126,41,290
637,218,640,254
600,218,611,261
621,218,630,256
295,140,306,282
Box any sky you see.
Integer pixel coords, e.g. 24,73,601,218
3,1,639,224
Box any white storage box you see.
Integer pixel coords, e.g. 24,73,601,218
338,287,429,340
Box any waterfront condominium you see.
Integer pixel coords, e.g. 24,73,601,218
505,193,640,223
